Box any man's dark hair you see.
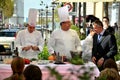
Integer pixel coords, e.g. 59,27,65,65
60,22,63,26
103,17,109,22
93,20,103,28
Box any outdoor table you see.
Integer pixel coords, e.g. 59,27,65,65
0,61,100,80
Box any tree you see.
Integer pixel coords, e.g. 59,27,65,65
0,0,14,20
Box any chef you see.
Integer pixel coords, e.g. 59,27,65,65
48,6,82,59
15,8,44,59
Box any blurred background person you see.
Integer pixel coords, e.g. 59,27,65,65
96,68,120,80
102,17,115,34
4,57,25,80
85,15,99,36
103,58,118,72
113,22,118,32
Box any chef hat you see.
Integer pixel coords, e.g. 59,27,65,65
28,8,38,27
58,6,70,23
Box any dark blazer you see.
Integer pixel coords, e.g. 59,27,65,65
92,30,117,63
106,26,115,34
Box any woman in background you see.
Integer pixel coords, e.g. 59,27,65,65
4,57,25,80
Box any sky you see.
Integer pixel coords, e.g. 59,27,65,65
24,0,52,22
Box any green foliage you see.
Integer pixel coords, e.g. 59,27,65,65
71,25,79,31
38,45,50,60
46,63,95,80
77,66,94,80
0,0,14,19
96,75,107,80
46,66,63,80
115,32,120,61
71,25,86,40
69,55,84,65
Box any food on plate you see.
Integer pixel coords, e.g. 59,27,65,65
24,58,30,64
30,58,37,61
48,55,56,61
38,60,50,65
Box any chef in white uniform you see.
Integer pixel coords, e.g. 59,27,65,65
15,8,44,59
48,6,82,59
81,30,95,62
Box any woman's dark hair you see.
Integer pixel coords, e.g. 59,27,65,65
97,68,120,80
11,57,25,80
23,64,42,80
103,58,118,72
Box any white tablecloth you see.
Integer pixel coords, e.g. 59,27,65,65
0,61,100,80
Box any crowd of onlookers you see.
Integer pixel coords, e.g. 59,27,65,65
4,57,42,80
3,56,120,80
96,58,120,80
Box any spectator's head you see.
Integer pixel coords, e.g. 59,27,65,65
11,57,25,80
97,68,120,80
23,64,42,80
102,17,109,29
103,58,118,72
92,20,103,34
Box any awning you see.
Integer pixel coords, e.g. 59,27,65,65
56,0,120,2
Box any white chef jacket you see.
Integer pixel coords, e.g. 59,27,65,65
48,29,82,59
15,29,44,59
81,34,93,62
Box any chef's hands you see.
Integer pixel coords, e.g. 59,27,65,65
92,56,96,64
89,29,96,36
22,46,31,51
31,46,39,51
92,56,104,67
97,57,104,67
22,45,39,51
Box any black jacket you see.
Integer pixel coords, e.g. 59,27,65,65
106,26,115,34
92,30,117,62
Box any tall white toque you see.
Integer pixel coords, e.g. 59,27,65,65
58,6,70,23
28,8,38,27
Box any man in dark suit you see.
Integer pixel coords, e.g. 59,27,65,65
91,20,117,71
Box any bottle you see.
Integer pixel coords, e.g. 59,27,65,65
13,47,19,58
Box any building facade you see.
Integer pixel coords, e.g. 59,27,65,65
9,0,24,27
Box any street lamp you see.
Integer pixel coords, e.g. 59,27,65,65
51,4,55,31
38,9,41,25
51,1,58,31
45,5,49,43
46,5,48,29
40,9,44,37
0,8,3,29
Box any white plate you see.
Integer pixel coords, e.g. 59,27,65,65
37,60,50,65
